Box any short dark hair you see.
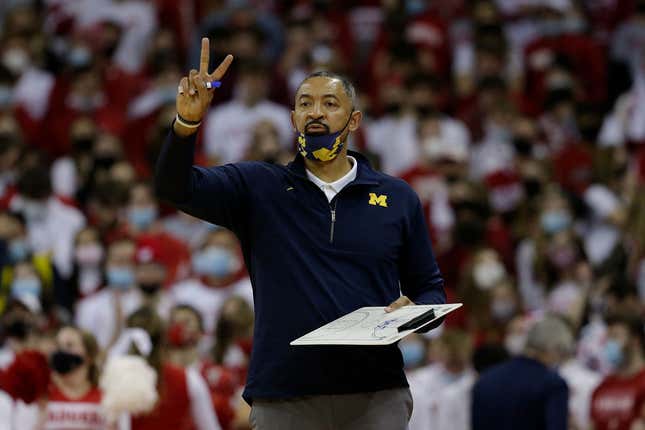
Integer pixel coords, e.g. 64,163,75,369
297,71,356,108
17,166,51,199
605,313,645,352
171,304,204,333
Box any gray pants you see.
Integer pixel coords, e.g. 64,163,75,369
249,388,413,430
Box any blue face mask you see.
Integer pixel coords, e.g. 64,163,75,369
11,277,42,299
540,210,571,234
297,111,353,162
9,239,30,263
127,207,158,230
107,267,135,290
603,339,625,370
192,246,238,278
400,341,426,369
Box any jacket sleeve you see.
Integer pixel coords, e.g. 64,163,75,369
398,195,446,328
545,378,569,430
154,128,251,232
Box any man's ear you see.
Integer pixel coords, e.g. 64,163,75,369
290,110,297,132
348,110,362,132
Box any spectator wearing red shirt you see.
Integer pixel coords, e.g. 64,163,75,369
124,181,190,284
591,313,645,430
125,306,219,430
0,326,108,430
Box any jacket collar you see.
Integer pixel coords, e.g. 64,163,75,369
287,150,380,186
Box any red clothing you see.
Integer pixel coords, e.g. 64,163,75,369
45,385,106,430
135,231,191,285
399,164,441,241
0,349,50,403
553,142,594,196
591,368,645,430
200,361,244,430
523,34,607,114
131,363,192,430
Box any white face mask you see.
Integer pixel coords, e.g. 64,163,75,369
505,333,526,355
22,199,48,222
2,48,30,75
473,260,506,290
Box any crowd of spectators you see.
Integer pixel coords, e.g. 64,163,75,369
0,0,644,429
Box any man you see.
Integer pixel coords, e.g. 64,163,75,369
590,313,645,430
155,38,445,429
471,316,571,430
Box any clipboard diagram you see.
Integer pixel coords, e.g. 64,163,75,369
290,303,462,346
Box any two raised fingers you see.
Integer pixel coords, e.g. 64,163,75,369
178,38,233,96
199,37,233,83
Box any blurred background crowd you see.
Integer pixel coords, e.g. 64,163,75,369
0,0,644,429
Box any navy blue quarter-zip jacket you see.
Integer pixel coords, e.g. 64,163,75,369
155,129,446,403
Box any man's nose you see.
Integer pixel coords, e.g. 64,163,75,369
307,103,325,120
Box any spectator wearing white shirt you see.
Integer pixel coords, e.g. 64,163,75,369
76,238,140,349
364,77,418,176
437,343,510,430
9,165,85,281
559,357,602,430
203,60,292,164
165,228,253,344
408,329,476,430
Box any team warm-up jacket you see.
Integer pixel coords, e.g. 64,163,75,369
154,128,446,403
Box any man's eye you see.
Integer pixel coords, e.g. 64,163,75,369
325,102,338,108
300,101,311,107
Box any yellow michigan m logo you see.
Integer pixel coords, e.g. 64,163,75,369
368,193,388,207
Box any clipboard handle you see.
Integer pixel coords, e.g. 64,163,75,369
397,309,436,332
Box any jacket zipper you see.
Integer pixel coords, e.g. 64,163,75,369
329,200,338,243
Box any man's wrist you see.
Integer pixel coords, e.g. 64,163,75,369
173,118,199,138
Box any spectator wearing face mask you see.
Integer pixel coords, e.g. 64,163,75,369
0,326,108,429
365,77,418,177
558,337,602,430
516,186,579,311
165,304,237,430
76,238,139,349
6,261,50,315
399,334,429,372
459,248,517,342
9,165,86,283
165,228,252,345
472,315,572,430
165,304,204,369
202,60,292,165
124,306,220,430
0,211,55,314
0,295,41,367
201,296,254,430
50,116,98,204
123,181,190,284
590,313,645,430
408,329,476,430
67,227,105,300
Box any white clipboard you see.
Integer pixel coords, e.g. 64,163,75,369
290,303,462,346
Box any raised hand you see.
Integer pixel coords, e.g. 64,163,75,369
175,38,233,136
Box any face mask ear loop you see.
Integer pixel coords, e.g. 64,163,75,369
340,109,355,135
